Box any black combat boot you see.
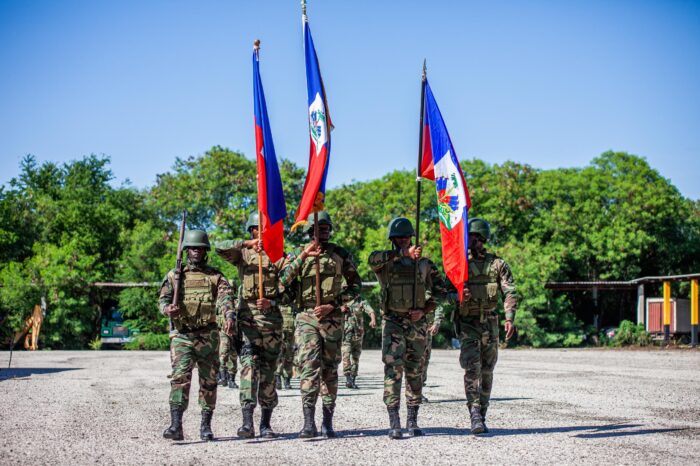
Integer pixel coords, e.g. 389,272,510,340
345,374,353,388
387,406,402,440
275,374,282,389
481,406,489,433
200,410,214,441
259,408,277,438
237,406,255,438
321,405,337,438
469,405,485,434
217,368,227,386
299,406,318,438
228,373,238,389
283,376,292,390
162,404,184,441
350,375,359,389
406,405,424,437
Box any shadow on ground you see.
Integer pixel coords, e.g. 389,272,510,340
0,367,81,381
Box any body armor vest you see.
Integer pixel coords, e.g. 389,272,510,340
298,245,344,308
174,268,219,329
240,251,278,300
382,256,428,312
461,253,499,315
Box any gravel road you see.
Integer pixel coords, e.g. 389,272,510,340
1,348,698,465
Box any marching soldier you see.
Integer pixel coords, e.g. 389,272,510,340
214,212,287,438
420,303,445,401
275,304,296,390
279,211,362,438
217,309,239,389
160,229,235,441
369,217,447,439
341,296,377,389
455,218,517,434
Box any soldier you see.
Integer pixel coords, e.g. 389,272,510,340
420,303,445,402
455,218,516,434
341,296,377,389
279,211,362,438
368,217,446,440
217,307,239,389
160,229,235,441
214,212,287,438
275,304,296,390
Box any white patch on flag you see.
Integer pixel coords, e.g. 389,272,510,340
434,150,467,230
308,92,328,157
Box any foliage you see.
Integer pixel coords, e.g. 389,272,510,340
88,337,103,351
123,332,170,351
609,320,652,347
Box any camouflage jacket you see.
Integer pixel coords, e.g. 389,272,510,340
343,297,376,340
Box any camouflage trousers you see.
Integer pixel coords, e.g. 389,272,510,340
459,314,499,410
238,307,283,410
219,330,238,376
341,337,363,377
421,330,433,383
169,325,220,412
296,308,343,408
382,313,427,408
275,328,295,378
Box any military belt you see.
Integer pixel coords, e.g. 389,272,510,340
177,322,217,334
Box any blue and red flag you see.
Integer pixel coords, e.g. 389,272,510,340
420,79,471,300
253,47,287,262
292,13,334,231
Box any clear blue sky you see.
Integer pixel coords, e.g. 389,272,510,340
1,0,699,199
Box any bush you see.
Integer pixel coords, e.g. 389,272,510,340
124,332,170,350
610,320,651,347
88,337,102,350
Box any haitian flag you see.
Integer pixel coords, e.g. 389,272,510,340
421,79,471,300
253,47,287,262
292,14,334,231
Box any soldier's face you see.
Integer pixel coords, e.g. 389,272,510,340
470,234,486,254
187,247,206,263
318,224,331,242
250,226,259,240
392,236,412,250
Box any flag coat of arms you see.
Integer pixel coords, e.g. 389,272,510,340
421,80,471,300
292,15,333,230
253,48,287,262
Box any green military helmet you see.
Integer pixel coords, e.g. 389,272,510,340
245,212,259,232
303,211,333,234
387,217,415,239
182,229,211,250
468,218,491,242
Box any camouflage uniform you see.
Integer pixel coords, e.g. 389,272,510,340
217,312,238,385
159,264,234,413
369,251,447,410
455,249,516,430
421,304,445,386
215,240,286,413
341,297,376,379
275,304,296,386
280,237,361,437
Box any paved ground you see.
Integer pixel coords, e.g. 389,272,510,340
0,348,698,465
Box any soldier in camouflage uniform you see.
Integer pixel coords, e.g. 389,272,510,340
420,303,445,401
275,304,296,390
369,217,447,440
214,212,288,439
341,296,377,389
160,229,235,442
454,218,516,434
217,309,239,389
280,211,362,439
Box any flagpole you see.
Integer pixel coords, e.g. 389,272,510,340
254,39,264,301
414,60,427,309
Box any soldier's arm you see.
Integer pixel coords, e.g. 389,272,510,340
214,239,245,265
496,259,517,321
273,257,296,305
433,303,445,327
215,275,236,322
279,248,304,287
367,250,399,273
424,261,448,313
362,301,376,318
339,250,362,305
158,272,175,314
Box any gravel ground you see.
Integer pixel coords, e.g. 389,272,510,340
1,348,698,465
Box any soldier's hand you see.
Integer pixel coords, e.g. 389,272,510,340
504,320,515,340
302,240,322,259
313,303,335,319
409,246,422,260
243,239,257,249
164,304,180,317
224,319,236,336
462,287,472,302
369,315,377,328
257,298,272,311
340,304,350,313
408,309,424,321
429,323,440,335
254,239,263,253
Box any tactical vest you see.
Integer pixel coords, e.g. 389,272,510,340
461,253,499,315
298,245,344,308
240,251,278,300
174,268,219,329
381,256,428,312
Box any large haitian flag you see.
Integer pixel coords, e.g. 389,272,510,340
292,15,333,231
420,79,471,301
253,47,287,262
